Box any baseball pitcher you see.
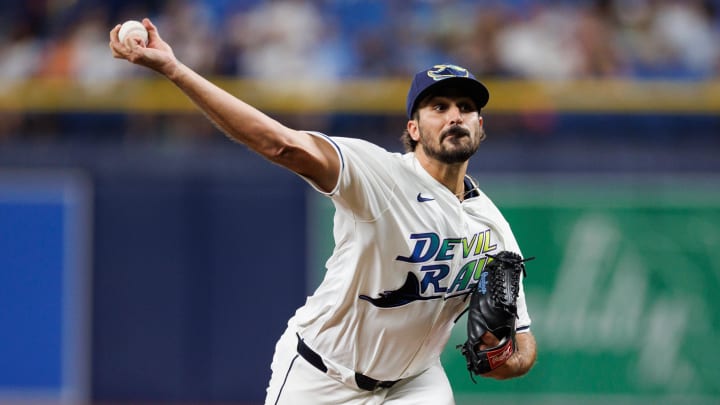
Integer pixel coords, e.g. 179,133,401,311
110,18,537,405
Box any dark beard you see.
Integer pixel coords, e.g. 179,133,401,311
420,125,483,164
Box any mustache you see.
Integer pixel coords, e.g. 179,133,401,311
440,125,471,141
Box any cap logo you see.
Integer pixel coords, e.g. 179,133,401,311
427,64,470,81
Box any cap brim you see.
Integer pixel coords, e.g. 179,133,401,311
410,77,489,117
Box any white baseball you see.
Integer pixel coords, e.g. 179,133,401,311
118,20,148,45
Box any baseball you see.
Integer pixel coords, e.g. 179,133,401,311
118,20,148,45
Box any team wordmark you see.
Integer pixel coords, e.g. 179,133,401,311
362,230,498,306
396,230,497,295
395,230,496,263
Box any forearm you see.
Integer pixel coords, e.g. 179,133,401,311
484,331,537,380
164,61,291,154
109,18,339,191
162,61,339,191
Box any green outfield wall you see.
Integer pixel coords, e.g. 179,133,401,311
307,174,720,405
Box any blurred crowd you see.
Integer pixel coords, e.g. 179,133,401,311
1,0,719,82
0,0,718,144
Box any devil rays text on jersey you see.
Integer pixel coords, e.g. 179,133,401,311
360,229,497,307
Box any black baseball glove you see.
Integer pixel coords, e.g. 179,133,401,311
457,251,532,379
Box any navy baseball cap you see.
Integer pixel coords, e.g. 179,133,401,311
406,64,490,119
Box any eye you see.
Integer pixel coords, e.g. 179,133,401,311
459,102,476,112
432,102,448,111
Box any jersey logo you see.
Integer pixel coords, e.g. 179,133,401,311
416,193,435,202
359,272,439,308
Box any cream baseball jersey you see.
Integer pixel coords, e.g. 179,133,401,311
291,135,531,382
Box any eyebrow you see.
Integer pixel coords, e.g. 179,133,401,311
420,94,477,107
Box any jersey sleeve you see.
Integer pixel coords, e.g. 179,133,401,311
320,136,401,221
293,131,344,195
495,226,532,332
498,217,531,332
474,190,533,332
515,275,532,333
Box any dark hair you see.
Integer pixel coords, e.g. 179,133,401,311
400,110,419,152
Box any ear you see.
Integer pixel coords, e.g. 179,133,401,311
478,116,484,127
406,119,421,142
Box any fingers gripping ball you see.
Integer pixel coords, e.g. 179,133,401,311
119,20,148,46
458,251,533,379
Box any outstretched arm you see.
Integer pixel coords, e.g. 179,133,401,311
109,18,340,192
480,331,537,380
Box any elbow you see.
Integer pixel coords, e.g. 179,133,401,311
249,124,299,164
264,139,301,166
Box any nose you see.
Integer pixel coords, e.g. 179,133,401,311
448,104,463,124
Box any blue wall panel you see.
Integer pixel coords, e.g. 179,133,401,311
88,163,308,403
0,171,91,404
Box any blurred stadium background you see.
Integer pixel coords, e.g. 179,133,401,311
1,0,719,404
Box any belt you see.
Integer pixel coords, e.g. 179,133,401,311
296,333,400,391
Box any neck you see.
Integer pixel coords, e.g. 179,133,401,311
414,149,468,199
